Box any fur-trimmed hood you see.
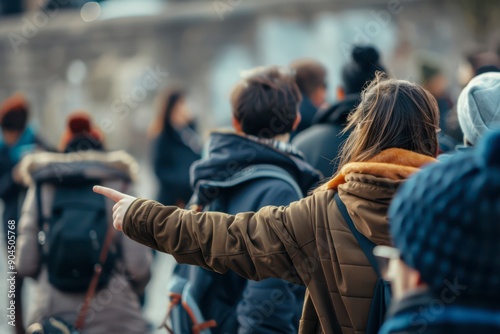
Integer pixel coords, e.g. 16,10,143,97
16,150,139,186
321,148,437,246
325,148,437,190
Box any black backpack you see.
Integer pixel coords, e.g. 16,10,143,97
36,178,118,293
334,194,392,334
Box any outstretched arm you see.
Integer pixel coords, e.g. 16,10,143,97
93,186,317,284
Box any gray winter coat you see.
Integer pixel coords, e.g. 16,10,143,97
15,150,152,334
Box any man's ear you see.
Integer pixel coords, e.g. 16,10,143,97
310,87,327,108
232,116,243,133
337,87,345,101
416,273,427,288
292,111,302,131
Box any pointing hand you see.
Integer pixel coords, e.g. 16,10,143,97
93,186,137,231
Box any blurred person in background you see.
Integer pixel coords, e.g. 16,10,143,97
293,45,386,178
440,72,500,161
467,50,500,77
0,93,45,334
289,59,328,138
420,61,457,153
16,112,152,334
95,74,441,334
170,66,321,334
149,89,202,207
378,130,500,334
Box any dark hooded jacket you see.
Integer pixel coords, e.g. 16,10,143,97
175,132,322,334
380,290,500,334
292,94,360,178
292,96,319,139
152,123,201,206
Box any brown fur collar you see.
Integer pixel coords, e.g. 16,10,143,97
324,148,437,190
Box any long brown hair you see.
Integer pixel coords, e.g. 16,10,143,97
148,89,184,138
335,73,440,174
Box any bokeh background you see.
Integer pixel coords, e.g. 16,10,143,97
0,0,499,332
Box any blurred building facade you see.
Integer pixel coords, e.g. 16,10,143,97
0,0,499,154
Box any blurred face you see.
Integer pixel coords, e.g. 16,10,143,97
1,129,22,146
170,98,193,129
374,246,426,300
425,74,448,98
310,86,327,108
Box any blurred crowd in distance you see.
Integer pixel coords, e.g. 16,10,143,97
0,1,500,334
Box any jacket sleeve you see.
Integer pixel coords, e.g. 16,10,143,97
122,194,319,285
16,186,42,278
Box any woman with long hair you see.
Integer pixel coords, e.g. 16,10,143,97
95,74,440,334
149,89,202,207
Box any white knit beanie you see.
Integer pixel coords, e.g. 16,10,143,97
457,72,500,145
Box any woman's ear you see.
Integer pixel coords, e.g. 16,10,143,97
232,116,243,133
292,111,302,131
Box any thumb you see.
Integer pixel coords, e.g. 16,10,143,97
93,186,126,203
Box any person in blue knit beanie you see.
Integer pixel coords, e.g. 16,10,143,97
375,130,500,334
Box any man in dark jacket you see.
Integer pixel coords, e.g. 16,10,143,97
289,59,328,138
293,45,386,178
174,66,322,334
378,131,500,334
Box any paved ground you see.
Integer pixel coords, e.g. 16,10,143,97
0,251,177,333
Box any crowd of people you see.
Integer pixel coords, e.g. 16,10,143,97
1,44,499,334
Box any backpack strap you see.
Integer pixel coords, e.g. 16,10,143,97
74,182,128,331
35,181,45,232
190,164,304,206
334,193,381,276
251,164,303,198
74,211,115,331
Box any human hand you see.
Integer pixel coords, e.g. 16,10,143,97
93,186,137,231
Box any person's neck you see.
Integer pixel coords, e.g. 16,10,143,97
273,133,290,143
237,131,291,144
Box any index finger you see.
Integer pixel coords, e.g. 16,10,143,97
93,186,126,202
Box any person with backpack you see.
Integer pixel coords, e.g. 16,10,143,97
292,45,386,178
377,130,500,334
164,66,322,334
95,73,441,334
16,112,152,334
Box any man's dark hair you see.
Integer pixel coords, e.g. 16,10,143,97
231,66,302,138
289,59,327,97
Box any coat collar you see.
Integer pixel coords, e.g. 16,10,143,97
324,148,437,190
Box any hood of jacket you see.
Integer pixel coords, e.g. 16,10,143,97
322,148,437,245
16,150,138,186
313,94,361,125
190,132,323,197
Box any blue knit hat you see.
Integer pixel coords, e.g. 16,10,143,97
389,130,500,298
